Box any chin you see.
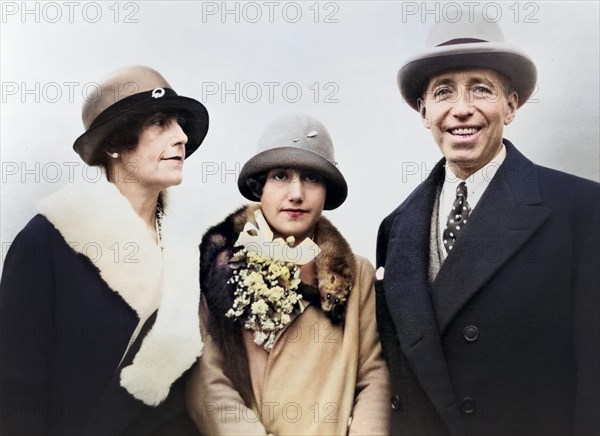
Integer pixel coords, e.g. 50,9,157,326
159,177,183,189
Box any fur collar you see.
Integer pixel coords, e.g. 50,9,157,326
199,204,356,407
201,203,356,325
37,179,203,406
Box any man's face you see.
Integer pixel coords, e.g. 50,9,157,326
419,69,518,179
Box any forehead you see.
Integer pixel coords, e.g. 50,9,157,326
425,68,505,89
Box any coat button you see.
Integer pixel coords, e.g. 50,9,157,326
391,394,401,410
463,325,479,342
461,397,476,414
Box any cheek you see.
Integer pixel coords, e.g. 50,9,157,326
309,186,327,209
259,185,279,213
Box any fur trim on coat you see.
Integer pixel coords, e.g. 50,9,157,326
199,204,356,406
37,178,203,406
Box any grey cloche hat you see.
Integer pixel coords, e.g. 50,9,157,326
398,12,537,110
238,113,348,210
73,65,209,165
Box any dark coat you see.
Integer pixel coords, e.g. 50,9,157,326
376,140,599,436
0,180,202,435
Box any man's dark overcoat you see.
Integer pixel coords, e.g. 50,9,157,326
376,140,599,436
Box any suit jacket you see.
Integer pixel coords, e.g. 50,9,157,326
376,140,599,436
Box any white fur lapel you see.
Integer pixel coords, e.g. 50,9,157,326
37,179,203,406
38,179,162,316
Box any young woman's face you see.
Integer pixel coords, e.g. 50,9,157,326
115,114,188,190
260,168,326,243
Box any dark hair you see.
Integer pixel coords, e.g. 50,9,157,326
89,110,186,171
245,172,267,199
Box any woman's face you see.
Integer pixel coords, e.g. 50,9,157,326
260,167,326,243
115,114,188,190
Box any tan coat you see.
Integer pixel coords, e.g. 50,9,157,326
186,206,390,435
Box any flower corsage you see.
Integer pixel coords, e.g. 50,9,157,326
225,209,320,351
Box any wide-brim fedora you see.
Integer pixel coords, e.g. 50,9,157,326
73,65,209,165
238,113,347,210
398,14,537,111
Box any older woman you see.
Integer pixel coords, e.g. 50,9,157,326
0,65,208,435
186,113,390,435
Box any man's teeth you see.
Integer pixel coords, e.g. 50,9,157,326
451,128,478,135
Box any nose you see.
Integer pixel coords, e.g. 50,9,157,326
287,179,304,202
169,118,188,147
450,88,475,117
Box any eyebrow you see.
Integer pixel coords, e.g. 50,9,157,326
428,76,497,90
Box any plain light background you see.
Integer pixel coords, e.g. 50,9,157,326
1,1,599,270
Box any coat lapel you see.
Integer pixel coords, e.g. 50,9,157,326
431,141,552,334
384,161,465,435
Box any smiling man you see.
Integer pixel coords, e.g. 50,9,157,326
375,14,599,436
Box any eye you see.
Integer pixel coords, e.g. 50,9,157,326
270,170,289,181
473,85,493,95
302,171,322,183
432,86,453,101
148,113,168,127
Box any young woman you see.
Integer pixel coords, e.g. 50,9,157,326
186,113,390,435
0,65,208,435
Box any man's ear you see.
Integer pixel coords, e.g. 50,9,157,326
504,92,518,125
418,98,430,129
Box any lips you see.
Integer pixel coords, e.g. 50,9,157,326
449,127,480,136
282,209,307,218
162,156,183,161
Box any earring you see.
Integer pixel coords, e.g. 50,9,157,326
107,152,119,158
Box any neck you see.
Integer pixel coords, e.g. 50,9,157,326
452,164,480,181
112,179,160,231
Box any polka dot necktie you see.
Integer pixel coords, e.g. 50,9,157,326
443,182,470,253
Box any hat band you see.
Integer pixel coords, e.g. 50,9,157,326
89,87,178,130
437,38,487,47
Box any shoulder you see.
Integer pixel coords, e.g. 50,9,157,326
504,141,599,235
11,214,67,251
377,157,444,238
199,205,258,299
505,139,599,203
353,254,375,278
536,165,599,201
1,215,69,289
536,167,600,234
349,255,376,298
200,205,256,253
